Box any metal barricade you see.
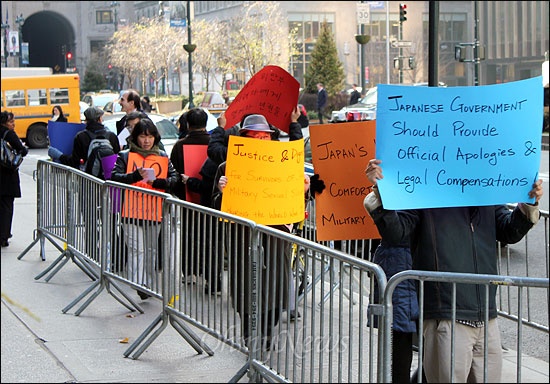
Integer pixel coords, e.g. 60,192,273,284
62,180,172,317
123,197,256,361
497,206,549,334
382,270,549,383
17,160,72,262
249,224,387,383
18,160,98,283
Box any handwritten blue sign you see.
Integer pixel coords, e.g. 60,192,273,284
376,77,543,209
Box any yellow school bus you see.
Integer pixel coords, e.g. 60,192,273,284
0,74,81,148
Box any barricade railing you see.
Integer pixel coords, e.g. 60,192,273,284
382,270,549,383
498,205,549,333
17,159,72,262
18,160,98,283
19,160,549,383
249,224,388,383
62,180,172,317
123,196,257,360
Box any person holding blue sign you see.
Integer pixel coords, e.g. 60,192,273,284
364,158,543,383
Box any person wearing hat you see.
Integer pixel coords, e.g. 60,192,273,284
48,106,121,169
210,113,325,351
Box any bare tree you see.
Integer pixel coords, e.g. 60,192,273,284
228,1,289,77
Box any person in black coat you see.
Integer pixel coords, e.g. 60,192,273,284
169,108,222,294
349,84,361,105
316,82,329,124
0,111,29,247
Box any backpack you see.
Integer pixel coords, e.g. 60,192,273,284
84,130,114,179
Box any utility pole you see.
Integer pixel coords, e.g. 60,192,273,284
454,2,484,86
473,1,480,86
398,4,407,84
183,0,196,108
1,19,9,67
111,2,120,32
15,14,24,67
428,1,439,87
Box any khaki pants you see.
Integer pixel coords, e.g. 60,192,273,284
423,319,502,383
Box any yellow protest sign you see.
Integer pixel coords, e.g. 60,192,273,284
222,136,305,225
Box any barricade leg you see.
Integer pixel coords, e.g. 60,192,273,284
18,230,62,261
33,250,71,281
16,236,39,260
170,316,214,355
124,313,167,359
62,280,102,314
104,280,144,314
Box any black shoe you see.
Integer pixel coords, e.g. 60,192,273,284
204,282,222,295
289,310,301,321
137,290,151,300
1,240,9,247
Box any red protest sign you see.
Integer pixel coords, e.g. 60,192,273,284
223,65,300,133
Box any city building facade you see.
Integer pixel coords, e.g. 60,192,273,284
1,1,548,94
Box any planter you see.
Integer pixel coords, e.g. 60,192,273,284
154,100,183,115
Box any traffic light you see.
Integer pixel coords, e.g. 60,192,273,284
399,3,407,22
66,52,72,60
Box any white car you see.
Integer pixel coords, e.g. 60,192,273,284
331,87,377,123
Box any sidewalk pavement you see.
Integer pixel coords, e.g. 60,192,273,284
2,170,549,383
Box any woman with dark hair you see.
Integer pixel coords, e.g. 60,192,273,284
0,111,28,247
51,105,68,122
110,118,179,299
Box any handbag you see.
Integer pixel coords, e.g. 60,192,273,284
0,130,24,170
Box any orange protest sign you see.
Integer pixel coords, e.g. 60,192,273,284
224,65,300,133
309,121,380,241
182,144,208,204
221,135,305,225
122,152,169,222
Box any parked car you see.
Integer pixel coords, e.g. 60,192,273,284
103,100,122,114
102,112,179,155
330,82,447,123
330,87,377,123
81,92,120,110
197,91,228,117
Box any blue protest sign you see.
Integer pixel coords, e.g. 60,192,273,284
376,77,543,209
47,121,86,155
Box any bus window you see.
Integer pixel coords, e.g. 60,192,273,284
6,90,25,106
0,74,81,148
51,88,69,104
28,89,48,106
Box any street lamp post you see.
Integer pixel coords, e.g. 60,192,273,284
1,20,9,67
183,0,196,108
110,1,120,32
354,33,370,92
15,14,24,67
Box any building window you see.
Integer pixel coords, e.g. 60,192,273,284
96,10,113,25
90,40,108,55
288,13,335,85
365,12,400,42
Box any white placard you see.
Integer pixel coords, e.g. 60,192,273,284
357,3,370,24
